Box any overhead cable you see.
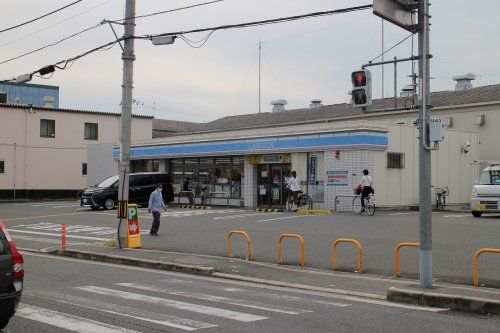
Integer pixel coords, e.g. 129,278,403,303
369,34,413,63
137,4,373,40
0,0,84,34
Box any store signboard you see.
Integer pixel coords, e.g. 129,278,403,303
326,170,349,186
308,157,317,185
250,154,290,164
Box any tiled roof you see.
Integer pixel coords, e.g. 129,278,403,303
0,103,153,118
153,119,202,137
189,84,500,133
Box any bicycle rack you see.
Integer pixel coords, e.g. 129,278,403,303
394,242,420,278
473,248,500,286
227,230,253,261
331,238,363,273
277,233,305,267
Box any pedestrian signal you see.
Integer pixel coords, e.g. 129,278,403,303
351,70,372,107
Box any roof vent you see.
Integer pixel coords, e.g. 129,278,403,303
400,85,415,98
43,96,55,108
271,99,287,113
452,73,475,91
309,99,323,109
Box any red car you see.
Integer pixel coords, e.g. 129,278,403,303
0,222,24,330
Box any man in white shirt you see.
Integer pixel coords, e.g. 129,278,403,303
358,169,373,212
288,170,301,211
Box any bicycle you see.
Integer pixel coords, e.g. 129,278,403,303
353,194,375,216
434,186,449,211
286,190,313,212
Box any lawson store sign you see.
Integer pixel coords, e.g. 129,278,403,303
113,131,388,159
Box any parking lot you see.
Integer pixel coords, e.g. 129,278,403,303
2,200,500,287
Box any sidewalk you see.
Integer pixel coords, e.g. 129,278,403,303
21,241,500,314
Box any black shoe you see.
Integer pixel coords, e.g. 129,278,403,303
361,208,365,212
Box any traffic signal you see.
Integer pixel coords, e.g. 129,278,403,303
351,69,372,107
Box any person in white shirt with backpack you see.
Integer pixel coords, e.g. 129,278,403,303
359,169,374,212
287,171,302,211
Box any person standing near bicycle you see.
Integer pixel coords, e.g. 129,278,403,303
288,170,302,212
358,169,374,212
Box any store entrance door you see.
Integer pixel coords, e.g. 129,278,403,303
257,164,291,208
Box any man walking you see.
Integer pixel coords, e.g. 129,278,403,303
148,184,166,236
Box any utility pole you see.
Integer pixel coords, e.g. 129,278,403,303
258,40,262,114
117,0,136,248
381,18,384,98
418,0,432,288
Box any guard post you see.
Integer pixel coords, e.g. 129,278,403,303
127,203,141,248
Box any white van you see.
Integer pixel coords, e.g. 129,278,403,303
470,164,500,217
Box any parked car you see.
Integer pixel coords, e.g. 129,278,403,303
470,164,500,217
0,222,24,330
80,172,174,210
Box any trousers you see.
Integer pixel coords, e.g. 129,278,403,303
150,211,161,234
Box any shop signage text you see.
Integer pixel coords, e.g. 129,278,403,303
326,170,349,186
250,154,290,164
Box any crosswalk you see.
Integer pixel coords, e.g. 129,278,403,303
16,278,351,332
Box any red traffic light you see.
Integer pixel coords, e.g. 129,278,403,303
351,71,367,87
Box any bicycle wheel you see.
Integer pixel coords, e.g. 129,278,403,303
306,195,313,210
353,196,362,214
366,197,375,216
286,198,293,212
438,196,444,211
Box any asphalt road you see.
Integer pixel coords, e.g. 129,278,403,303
4,252,499,333
2,201,500,286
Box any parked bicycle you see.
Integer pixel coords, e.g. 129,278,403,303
353,194,375,216
433,186,449,211
286,190,313,212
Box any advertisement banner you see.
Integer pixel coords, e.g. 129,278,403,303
250,154,290,164
326,170,349,186
308,156,317,185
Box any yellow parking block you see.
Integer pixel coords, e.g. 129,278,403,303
181,205,213,210
296,209,332,215
253,208,284,213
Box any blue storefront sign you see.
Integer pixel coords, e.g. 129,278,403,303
308,157,316,185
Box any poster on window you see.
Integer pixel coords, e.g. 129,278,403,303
326,170,348,186
308,156,316,185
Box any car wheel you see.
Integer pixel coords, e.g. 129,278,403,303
104,198,116,210
0,319,10,330
471,211,482,218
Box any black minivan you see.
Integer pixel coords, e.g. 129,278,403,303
80,172,174,210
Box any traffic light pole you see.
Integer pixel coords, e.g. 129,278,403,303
117,0,136,249
418,0,432,288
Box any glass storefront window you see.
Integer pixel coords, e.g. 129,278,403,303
131,159,159,173
168,156,244,199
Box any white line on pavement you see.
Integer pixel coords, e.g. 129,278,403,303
118,282,316,314
257,215,311,223
388,212,418,216
7,229,107,241
77,286,268,322
443,214,470,218
33,291,217,331
16,304,140,333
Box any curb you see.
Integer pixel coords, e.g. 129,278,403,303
180,205,212,210
387,287,500,314
254,208,284,213
296,209,332,215
54,249,216,276
213,272,385,300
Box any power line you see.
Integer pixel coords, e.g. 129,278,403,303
0,0,84,34
137,5,373,40
109,0,224,23
0,0,116,49
369,34,413,63
0,23,104,65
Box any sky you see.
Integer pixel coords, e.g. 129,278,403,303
1,0,499,122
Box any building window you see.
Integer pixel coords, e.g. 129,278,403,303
40,119,55,138
82,163,87,175
84,122,98,140
0,161,4,174
0,92,7,104
387,152,405,169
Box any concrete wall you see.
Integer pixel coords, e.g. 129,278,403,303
87,143,118,187
0,105,152,196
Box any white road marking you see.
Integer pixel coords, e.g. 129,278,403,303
23,252,448,313
388,212,418,216
214,213,275,220
16,304,139,333
118,282,315,314
77,286,268,322
443,214,470,218
257,215,311,223
33,291,217,331
51,205,81,208
7,229,107,241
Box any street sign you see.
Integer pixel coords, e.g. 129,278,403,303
127,204,141,248
373,0,417,32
